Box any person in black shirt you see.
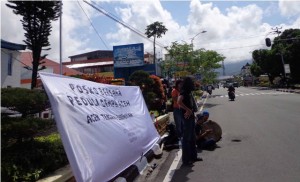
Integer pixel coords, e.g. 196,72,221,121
178,77,202,166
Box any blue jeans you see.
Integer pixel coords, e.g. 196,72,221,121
173,108,183,138
182,116,197,164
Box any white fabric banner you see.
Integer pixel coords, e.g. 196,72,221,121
39,72,160,182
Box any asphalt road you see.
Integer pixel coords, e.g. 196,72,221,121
138,87,300,182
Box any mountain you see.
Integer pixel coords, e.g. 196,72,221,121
216,60,252,76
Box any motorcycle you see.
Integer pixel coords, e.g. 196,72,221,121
228,91,235,101
207,89,212,95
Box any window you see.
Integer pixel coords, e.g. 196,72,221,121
8,53,12,75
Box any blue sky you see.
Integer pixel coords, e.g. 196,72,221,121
1,0,300,64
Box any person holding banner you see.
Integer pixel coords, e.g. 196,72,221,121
178,77,202,166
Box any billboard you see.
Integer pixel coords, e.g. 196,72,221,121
113,43,144,68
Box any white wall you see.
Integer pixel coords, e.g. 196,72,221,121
1,49,21,88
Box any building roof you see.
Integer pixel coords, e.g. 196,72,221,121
66,61,113,69
20,52,82,75
1,39,26,50
63,57,113,65
68,50,113,58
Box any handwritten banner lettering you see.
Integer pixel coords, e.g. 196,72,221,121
39,72,160,182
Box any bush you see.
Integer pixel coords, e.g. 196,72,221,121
1,133,68,182
1,117,55,145
1,88,49,118
129,71,166,112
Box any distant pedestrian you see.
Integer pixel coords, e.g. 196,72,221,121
178,77,202,166
171,79,183,139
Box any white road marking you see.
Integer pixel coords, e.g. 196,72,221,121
162,94,208,182
208,90,294,99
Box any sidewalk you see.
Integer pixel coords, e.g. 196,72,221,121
275,88,300,94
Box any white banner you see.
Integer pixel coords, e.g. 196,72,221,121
39,72,160,182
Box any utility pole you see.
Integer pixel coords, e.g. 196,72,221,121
59,2,63,75
272,27,286,80
222,60,225,76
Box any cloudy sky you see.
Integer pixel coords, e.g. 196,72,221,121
1,0,300,64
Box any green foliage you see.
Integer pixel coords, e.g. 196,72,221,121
145,21,168,63
164,42,224,84
193,90,204,100
250,62,262,77
6,1,62,89
253,29,300,84
129,71,166,112
1,117,55,144
1,118,68,181
1,88,49,118
145,21,168,39
194,49,224,84
273,29,300,83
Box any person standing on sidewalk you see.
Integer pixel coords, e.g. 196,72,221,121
172,79,183,139
178,77,202,166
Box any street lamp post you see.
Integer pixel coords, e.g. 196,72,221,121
190,30,207,51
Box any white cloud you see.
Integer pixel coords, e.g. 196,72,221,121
185,1,267,62
107,0,183,55
279,0,300,17
1,2,25,44
1,0,299,65
1,1,99,61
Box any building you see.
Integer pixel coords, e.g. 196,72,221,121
241,62,253,86
63,50,114,75
1,39,26,88
241,62,251,76
20,52,82,89
63,50,156,79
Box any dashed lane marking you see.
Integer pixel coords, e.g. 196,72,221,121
207,92,293,99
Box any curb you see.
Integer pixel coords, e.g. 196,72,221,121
38,135,167,182
111,136,166,182
275,89,300,94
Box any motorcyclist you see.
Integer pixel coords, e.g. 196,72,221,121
207,84,213,95
227,84,235,98
228,84,235,93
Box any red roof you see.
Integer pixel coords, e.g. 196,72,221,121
20,52,82,76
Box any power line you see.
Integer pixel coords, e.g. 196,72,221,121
83,0,167,49
194,34,267,45
77,1,109,49
208,44,266,51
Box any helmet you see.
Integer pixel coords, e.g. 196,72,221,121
202,111,209,116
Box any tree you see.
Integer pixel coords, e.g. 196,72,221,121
164,41,193,78
254,29,300,84
1,88,49,118
6,1,62,89
164,42,224,83
145,21,168,64
252,49,281,84
250,62,262,77
272,29,300,83
191,49,224,84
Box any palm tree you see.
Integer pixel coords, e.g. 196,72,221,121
145,21,168,64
